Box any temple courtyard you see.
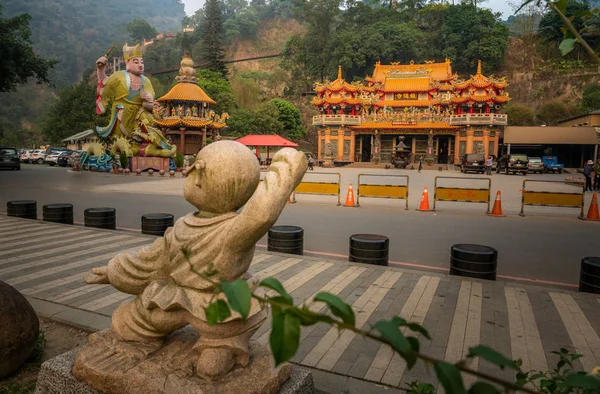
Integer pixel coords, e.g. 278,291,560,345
0,164,596,286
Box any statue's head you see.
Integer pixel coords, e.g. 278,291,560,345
123,44,144,76
184,141,260,214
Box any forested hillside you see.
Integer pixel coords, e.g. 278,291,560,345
2,0,185,87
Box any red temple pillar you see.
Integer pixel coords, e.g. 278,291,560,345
327,107,331,115
255,146,259,158
352,107,356,115
457,106,462,115
469,106,473,114
485,104,490,114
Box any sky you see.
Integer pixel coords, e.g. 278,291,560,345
181,0,516,19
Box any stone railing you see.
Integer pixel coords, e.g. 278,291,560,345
449,113,508,126
312,115,362,126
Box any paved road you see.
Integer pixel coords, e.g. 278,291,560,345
0,164,598,286
4,216,600,391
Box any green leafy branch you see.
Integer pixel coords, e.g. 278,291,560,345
185,250,600,393
518,0,600,63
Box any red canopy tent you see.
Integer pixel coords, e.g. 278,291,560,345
235,134,298,159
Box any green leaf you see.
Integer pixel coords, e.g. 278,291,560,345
407,323,431,340
559,38,576,56
374,320,411,354
467,382,500,394
434,362,467,394
293,307,335,326
270,311,301,365
555,0,567,14
221,280,252,320
565,373,600,390
205,299,231,325
313,292,355,326
260,277,293,304
405,336,420,369
467,345,518,370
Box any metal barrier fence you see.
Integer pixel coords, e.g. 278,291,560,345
519,180,584,217
292,172,341,206
433,176,492,213
356,174,410,210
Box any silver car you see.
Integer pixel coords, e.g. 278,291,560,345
528,157,544,174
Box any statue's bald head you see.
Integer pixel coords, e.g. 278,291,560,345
184,141,260,213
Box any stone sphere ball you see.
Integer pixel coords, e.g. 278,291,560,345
136,168,142,175
169,170,175,177
159,170,165,176
182,170,187,178
0,281,39,378
124,168,130,175
148,169,154,176
184,141,260,213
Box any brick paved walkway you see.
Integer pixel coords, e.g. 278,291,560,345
1,214,600,390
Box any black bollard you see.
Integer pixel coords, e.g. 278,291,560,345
268,225,304,255
84,207,116,230
7,200,37,220
349,234,389,266
579,257,600,294
141,213,174,236
450,244,497,281
43,203,74,225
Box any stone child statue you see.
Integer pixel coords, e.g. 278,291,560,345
81,141,307,381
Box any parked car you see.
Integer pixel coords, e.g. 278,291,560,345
46,150,72,166
20,149,34,163
497,154,529,175
542,156,564,174
0,147,21,170
528,157,544,174
460,153,486,174
57,151,75,167
68,150,86,167
30,149,47,164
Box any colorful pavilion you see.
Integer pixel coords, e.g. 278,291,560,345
153,55,228,155
312,60,509,164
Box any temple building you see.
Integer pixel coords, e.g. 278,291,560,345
312,59,509,164
153,55,228,155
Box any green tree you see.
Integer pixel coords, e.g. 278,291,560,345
225,108,257,137
41,79,105,144
535,100,568,126
196,69,237,115
201,0,228,77
254,101,284,134
269,98,305,140
505,103,536,126
0,7,56,92
581,83,600,111
538,0,590,44
126,19,158,42
439,4,509,73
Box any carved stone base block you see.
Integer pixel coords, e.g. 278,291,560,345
130,157,170,172
38,327,313,394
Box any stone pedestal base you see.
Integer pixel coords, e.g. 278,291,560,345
36,327,315,394
130,157,170,172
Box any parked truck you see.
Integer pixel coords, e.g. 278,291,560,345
541,156,564,174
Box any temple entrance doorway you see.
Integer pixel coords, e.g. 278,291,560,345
361,135,372,162
437,136,449,164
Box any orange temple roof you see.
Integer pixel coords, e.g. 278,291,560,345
381,77,436,92
314,66,359,94
369,59,454,84
453,60,508,91
154,117,222,128
157,83,216,104
312,97,360,106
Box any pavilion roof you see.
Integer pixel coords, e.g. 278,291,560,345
235,134,298,147
157,82,216,104
369,59,454,84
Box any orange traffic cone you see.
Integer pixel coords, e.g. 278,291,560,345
416,187,430,211
344,183,356,207
488,190,505,217
580,193,600,221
